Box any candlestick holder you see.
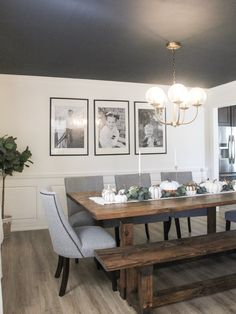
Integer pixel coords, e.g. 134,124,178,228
174,165,178,182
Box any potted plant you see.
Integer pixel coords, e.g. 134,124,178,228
0,135,33,237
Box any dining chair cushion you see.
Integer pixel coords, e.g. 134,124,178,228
225,210,236,222
115,173,169,223
160,171,192,184
74,226,116,257
161,171,207,218
69,210,95,227
64,176,104,216
115,173,151,191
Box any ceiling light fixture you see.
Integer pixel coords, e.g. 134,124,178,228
145,42,207,127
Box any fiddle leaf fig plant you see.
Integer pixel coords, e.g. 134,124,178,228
0,135,33,219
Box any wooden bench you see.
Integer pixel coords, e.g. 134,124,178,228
95,230,236,314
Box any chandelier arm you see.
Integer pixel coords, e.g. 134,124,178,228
176,106,182,125
181,107,199,125
179,109,186,125
154,110,172,126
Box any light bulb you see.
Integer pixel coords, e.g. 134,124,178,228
168,83,188,104
146,86,167,109
188,87,207,106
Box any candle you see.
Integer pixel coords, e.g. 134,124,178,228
174,148,177,167
138,150,141,176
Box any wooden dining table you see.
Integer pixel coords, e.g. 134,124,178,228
67,191,236,298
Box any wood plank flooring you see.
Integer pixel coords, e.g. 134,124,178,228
2,206,236,314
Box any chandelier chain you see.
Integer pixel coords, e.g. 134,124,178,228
171,49,176,84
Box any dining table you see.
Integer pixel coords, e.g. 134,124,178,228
67,190,236,299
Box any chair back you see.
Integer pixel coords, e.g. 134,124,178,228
160,171,192,184
40,191,83,258
64,176,104,216
115,173,151,191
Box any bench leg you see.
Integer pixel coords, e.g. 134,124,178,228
207,207,216,234
119,223,134,299
137,265,153,314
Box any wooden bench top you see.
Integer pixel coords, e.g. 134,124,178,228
95,230,236,272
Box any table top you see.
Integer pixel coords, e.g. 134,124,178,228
67,191,236,221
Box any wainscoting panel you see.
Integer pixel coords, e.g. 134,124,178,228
0,168,208,231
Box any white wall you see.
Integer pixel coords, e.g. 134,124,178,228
0,74,206,231
205,81,236,179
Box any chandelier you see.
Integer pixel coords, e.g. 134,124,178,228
145,42,207,127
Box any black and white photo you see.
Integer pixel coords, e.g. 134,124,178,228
134,101,167,154
50,97,88,156
94,100,130,155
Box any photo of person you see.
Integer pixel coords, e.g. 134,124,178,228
99,112,126,148
50,98,88,156
94,100,130,155
134,101,166,154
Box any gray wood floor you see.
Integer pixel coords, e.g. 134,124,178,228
3,206,236,314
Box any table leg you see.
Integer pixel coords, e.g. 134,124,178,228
207,207,216,234
119,223,134,299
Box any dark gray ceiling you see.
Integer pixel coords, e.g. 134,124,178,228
0,0,236,88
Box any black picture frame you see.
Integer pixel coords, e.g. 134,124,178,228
134,101,167,155
94,99,130,155
50,97,89,156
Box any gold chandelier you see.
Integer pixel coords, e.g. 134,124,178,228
146,42,207,127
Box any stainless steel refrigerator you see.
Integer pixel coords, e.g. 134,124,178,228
219,106,236,180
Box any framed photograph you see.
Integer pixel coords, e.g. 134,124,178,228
134,101,167,155
50,97,89,156
94,99,130,155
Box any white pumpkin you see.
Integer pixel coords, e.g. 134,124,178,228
200,180,223,194
114,194,127,203
149,186,162,199
160,180,180,191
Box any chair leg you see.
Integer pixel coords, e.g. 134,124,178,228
94,257,102,270
226,220,231,231
163,217,172,240
59,257,70,297
55,255,63,278
187,217,192,233
145,223,150,241
175,218,182,239
111,271,118,291
114,226,120,246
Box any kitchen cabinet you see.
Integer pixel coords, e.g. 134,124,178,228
218,106,231,126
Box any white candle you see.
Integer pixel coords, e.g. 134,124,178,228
174,148,177,167
138,150,141,176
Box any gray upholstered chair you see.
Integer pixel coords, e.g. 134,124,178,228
225,210,236,230
64,176,120,246
64,176,104,227
40,190,116,296
161,171,207,238
115,173,171,241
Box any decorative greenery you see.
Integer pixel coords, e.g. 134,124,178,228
161,185,187,198
221,181,234,191
0,135,33,219
196,185,207,194
125,186,151,201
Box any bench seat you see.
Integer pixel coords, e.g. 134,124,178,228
95,230,236,314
